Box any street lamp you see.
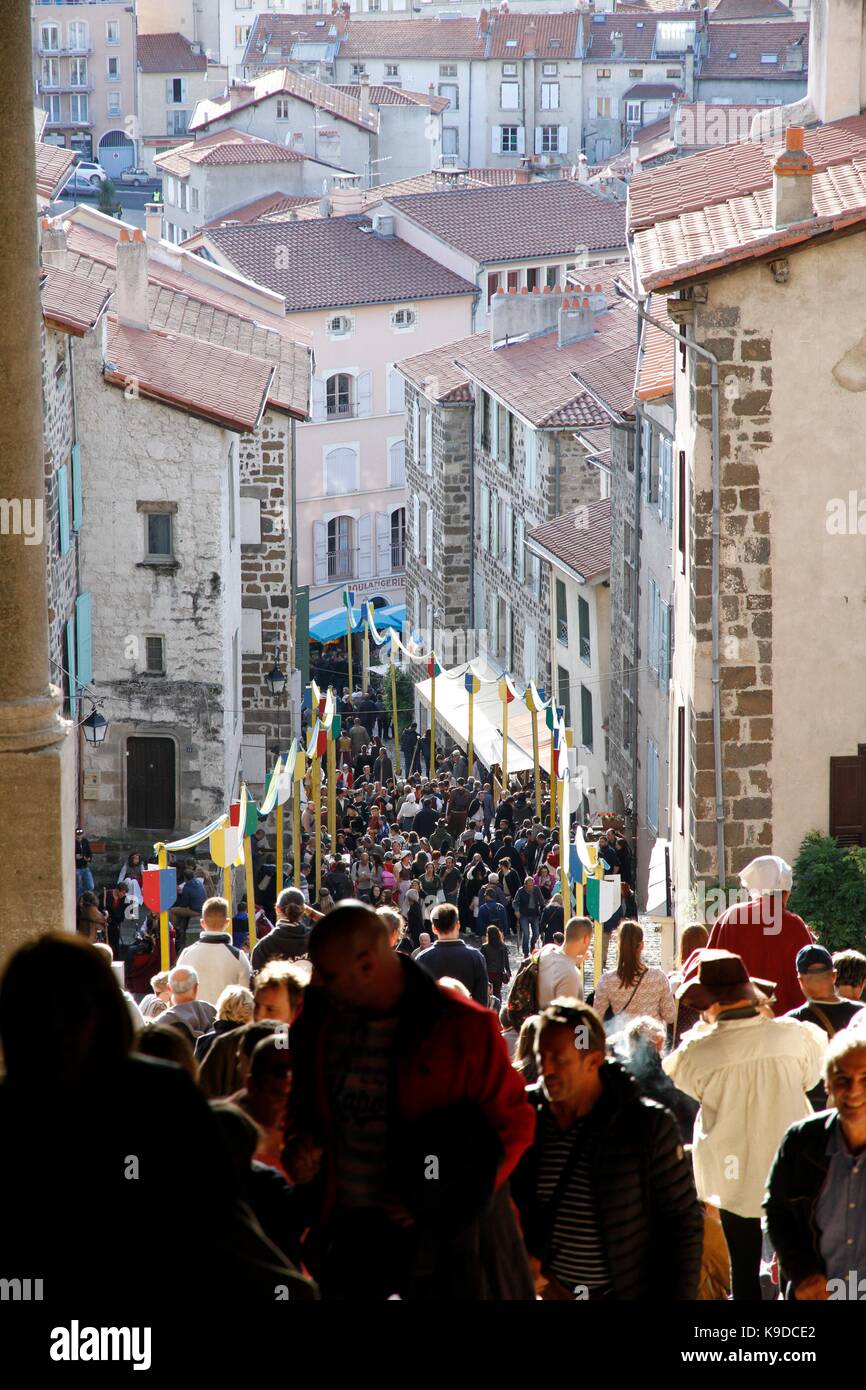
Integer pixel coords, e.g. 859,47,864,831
265,658,287,698
81,703,109,746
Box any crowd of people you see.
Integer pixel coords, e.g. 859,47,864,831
51,736,866,1306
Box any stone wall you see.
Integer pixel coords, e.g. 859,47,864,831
41,323,79,724
606,420,636,819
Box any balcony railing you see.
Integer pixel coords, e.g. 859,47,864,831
37,45,93,58
325,546,357,581
390,543,406,572
326,401,354,420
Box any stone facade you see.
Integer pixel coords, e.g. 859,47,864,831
606,420,637,828
41,322,80,740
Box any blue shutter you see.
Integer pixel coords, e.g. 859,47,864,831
76,591,93,687
660,602,670,689
57,464,71,556
65,617,77,718
71,442,83,531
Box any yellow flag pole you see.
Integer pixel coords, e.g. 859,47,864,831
467,685,474,785
558,785,570,916
223,864,232,917
390,646,401,778
501,691,508,790
244,834,257,955
156,842,170,972
293,774,301,889
549,738,556,829
362,618,370,695
313,753,322,902
429,663,436,776
531,707,541,822
276,799,284,895
327,724,337,845
345,594,354,694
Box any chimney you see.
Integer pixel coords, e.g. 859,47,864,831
807,0,863,124
559,296,595,346
629,140,640,175
228,80,251,110
479,8,490,35
512,166,531,184
359,71,371,125
330,176,365,216
772,126,814,229
783,39,805,73
373,212,394,237
40,216,67,268
577,152,589,183
319,195,332,218
115,227,149,331
144,201,163,241
489,284,563,347
684,42,695,100
611,31,624,58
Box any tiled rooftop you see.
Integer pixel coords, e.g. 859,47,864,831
623,82,681,101
192,192,318,235
698,21,808,80
40,263,111,336
710,0,794,18
104,317,275,434
192,67,379,134
137,32,208,73
395,334,477,404
340,18,485,60
585,12,699,63
35,140,76,202
334,84,449,113
387,180,627,263
261,170,511,223
484,12,582,59
636,307,675,400
154,128,307,178
205,218,477,313
527,499,612,582
673,102,767,150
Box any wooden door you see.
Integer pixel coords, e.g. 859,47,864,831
830,746,866,846
126,737,176,831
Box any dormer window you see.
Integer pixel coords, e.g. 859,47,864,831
326,313,353,338
760,53,777,64
391,307,416,331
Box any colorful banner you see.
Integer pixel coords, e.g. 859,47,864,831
142,866,177,914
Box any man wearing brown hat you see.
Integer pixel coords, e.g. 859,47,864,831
663,949,826,1301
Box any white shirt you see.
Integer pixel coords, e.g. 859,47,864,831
176,934,252,1007
663,1013,826,1218
537,944,584,1009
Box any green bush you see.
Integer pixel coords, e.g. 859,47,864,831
789,831,866,953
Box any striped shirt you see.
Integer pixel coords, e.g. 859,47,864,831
327,1008,399,1209
537,1109,611,1292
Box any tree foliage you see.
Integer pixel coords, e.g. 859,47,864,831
789,832,866,953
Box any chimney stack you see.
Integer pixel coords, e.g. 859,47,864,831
611,31,624,58
490,283,563,346
115,227,149,331
772,126,814,229
228,80,251,110
40,216,67,268
577,152,589,183
330,176,365,217
559,295,595,346
144,201,163,241
359,70,371,125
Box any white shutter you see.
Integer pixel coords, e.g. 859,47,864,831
504,502,513,570
491,400,499,457
648,577,659,674
425,409,433,474
358,512,372,578
241,607,263,655
480,483,489,549
505,600,512,671
523,625,536,684
426,506,434,571
558,125,568,153
357,370,373,417
490,493,499,558
325,446,357,496
413,495,420,555
660,602,671,689
515,514,524,580
376,511,390,574
516,126,526,154
388,439,405,487
387,366,404,414
534,127,543,154
474,391,483,445
413,399,421,459
240,497,262,545
311,377,326,423
524,425,536,488
492,125,500,154
165,79,173,104
313,520,327,584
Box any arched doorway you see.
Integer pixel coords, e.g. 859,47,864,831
98,129,135,177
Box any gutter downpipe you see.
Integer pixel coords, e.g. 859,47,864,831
614,270,725,892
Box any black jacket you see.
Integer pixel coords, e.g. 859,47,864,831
414,938,490,1006
511,1062,703,1300
763,1109,841,1297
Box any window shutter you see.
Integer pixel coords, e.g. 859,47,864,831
491,400,499,457
534,127,543,154
387,366,404,414
313,520,327,584
311,377,326,423
358,512,372,578
388,439,405,487
413,495,420,554
357,370,373,417
57,465,70,557
515,515,525,580
426,507,434,571
71,442,83,531
505,600,512,671
165,79,173,104
65,617,77,718
75,592,93,687
524,425,536,488
413,399,421,459
480,483,489,549
180,78,187,102
376,511,390,574
648,577,659,674
516,126,526,154
325,446,357,496
660,602,671,689
504,502,513,570
492,126,500,154
558,125,568,153
425,409,433,474
490,493,499,558
474,391,483,445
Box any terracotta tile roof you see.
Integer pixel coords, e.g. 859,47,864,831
623,82,681,100
527,499,612,582
636,307,675,399
243,12,347,64
387,180,627,263
585,12,699,63
698,21,808,80
35,140,76,202
104,317,275,433
340,18,485,60
395,335,476,403
192,67,379,135
484,12,582,59
137,32,208,73
635,115,676,164
154,128,306,177
193,193,317,234
334,84,449,113
710,0,794,18
40,264,111,336
572,338,639,418
261,169,500,222
451,286,635,429
205,218,477,313
59,212,311,419
630,117,866,289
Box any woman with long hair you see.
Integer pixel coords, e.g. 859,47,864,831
481,924,511,1006
668,922,710,1045
593,920,676,1030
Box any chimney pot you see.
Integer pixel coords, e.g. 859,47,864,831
115,223,149,331
144,201,163,241
772,125,814,228
786,125,804,152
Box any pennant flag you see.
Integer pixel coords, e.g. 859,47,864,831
545,703,556,732
585,876,601,922
465,671,481,695
599,875,622,922
498,676,516,705
160,812,227,854
331,713,342,741
142,866,177,914
316,726,328,757
258,755,285,816
293,746,307,783
243,792,259,838
228,800,242,828
573,822,596,873
427,655,441,678
524,681,545,713
210,822,243,868
344,589,355,609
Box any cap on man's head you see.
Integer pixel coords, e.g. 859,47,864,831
796,944,834,975
739,854,792,895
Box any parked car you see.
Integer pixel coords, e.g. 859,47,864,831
60,169,102,197
70,158,107,186
119,167,152,187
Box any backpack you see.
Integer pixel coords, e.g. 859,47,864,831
505,953,540,1031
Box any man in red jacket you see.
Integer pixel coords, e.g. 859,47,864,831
286,901,536,1300
708,855,813,1016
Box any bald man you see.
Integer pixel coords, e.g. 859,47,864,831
287,901,535,1301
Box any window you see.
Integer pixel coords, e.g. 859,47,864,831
40,24,59,52
439,84,458,110
501,82,520,110
542,63,558,76
146,513,173,560
165,175,177,205
555,578,568,644
235,26,251,47
276,98,291,119
70,94,89,124
191,186,199,211
391,307,416,331
678,448,687,573
106,21,119,45
648,575,660,676
107,56,120,81
41,58,59,88
503,501,513,569
500,125,521,153
388,439,405,487
642,419,659,503
327,516,354,579
326,373,353,419
596,97,612,118
490,492,499,559
351,64,366,79
107,91,121,117
442,127,459,156
502,63,518,77
387,367,404,414
647,736,659,832
676,705,685,828
440,64,457,77
385,64,400,78
540,82,560,110
658,433,673,527
179,182,189,213
513,514,525,581
68,22,88,52
666,68,681,79
167,110,190,135
557,666,571,728
70,58,88,88
45,94,61,122
497,404,511,468
480,482,490,550
145,636,165,674
578,595,590,664
529,551,541,600
166,77,187,105
626,101,642,125
622,661,633,750
368,0,381,12
539,126,562,153
327,313,353,338
596,68,611,79
659,601,671,689
325,447,358,496
580,685,593,751
629,68,644,79
760,53,778,65
546,264,559,288
390,507,406,570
